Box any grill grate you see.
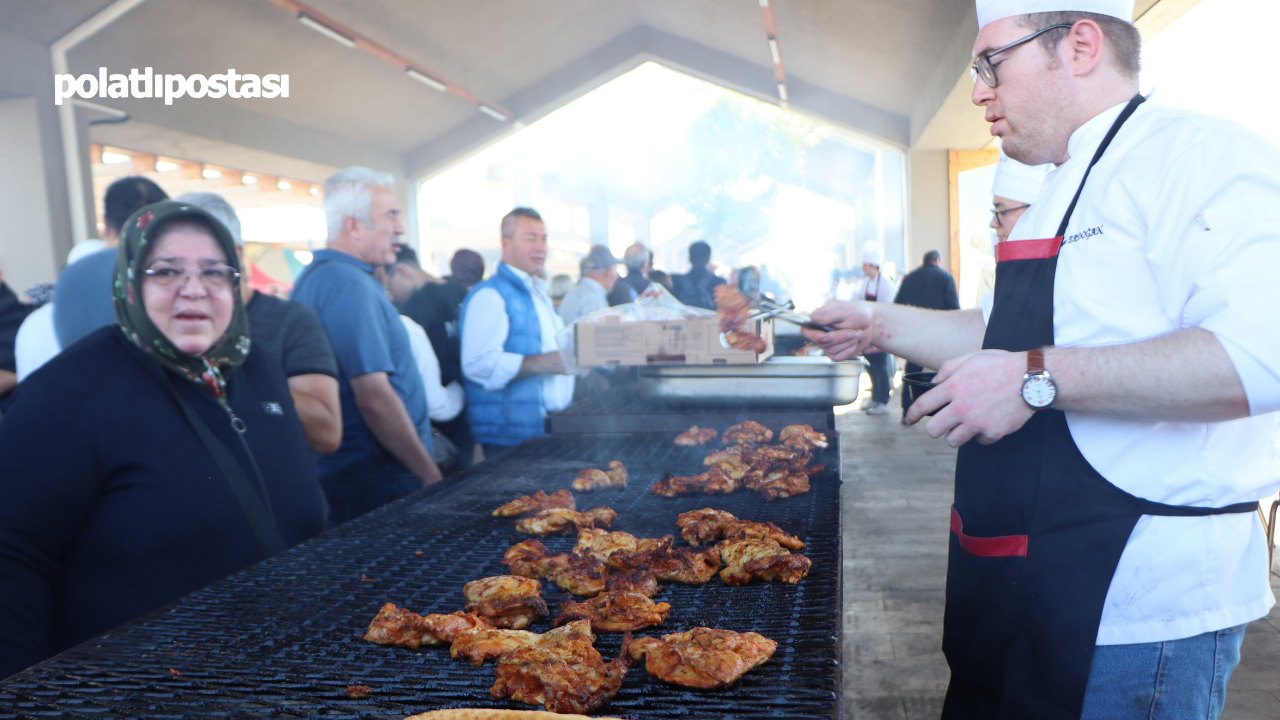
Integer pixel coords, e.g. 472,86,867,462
546,385,836,434
0,432,842,719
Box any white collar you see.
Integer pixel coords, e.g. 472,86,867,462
502,262,548,295
1064,99,1132,166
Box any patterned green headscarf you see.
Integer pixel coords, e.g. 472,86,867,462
112,200,251,400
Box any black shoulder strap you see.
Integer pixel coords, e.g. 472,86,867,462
147,361,287,557
1055,93,1146,238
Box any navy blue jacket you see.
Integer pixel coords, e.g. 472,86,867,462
0,327,327,678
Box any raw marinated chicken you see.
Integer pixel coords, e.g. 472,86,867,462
501,539,610,597
607,535,721,585
716,538,812,586
572,461,628,491
650,468,739,497
362,603,488,649
490,619,628,714
515,507,617,536
779,424,829,451
553,591,671,632
463,575,547,629
626,627,777,689
674,426,718,446
492,489,577,518
721,420,773,446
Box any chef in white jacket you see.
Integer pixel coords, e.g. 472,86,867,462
856,243,898,415
805,0,1280,717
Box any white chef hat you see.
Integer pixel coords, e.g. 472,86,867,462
991,151,1052,204
976,0,1134,29
861,242,884,267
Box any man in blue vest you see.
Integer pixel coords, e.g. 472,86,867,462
460,208,574,458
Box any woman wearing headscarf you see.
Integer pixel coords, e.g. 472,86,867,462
0,201,326,679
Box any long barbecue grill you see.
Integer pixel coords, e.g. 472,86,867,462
0,430,842,719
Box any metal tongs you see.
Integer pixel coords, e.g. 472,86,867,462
749,298,834,332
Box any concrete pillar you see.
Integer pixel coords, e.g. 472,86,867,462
0,98,62,292
907,148,950,274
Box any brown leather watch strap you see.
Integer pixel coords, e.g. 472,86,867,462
1027,347,1045,374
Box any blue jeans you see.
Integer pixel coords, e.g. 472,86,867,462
1080,624,1247,719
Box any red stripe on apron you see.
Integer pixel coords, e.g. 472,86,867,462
951,506,1028,557
995,236,1063,263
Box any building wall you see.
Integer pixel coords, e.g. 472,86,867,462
0,97,59,292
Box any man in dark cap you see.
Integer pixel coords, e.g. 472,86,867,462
558,245,621,325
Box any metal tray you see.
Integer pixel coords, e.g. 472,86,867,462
638,355,866,408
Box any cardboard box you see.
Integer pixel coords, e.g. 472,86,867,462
574,316,774,367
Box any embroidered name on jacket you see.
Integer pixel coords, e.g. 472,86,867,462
1062,225,1103,246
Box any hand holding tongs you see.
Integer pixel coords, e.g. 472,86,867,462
749,298,834,332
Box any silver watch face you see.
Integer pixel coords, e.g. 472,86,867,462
1022,374,1056,408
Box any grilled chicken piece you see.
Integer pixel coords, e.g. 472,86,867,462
604,570,661,597
490,619,628,714
702,447,752,480
572,528,639,564
362,603,490,649
450,625,541,665
571,461,627,492
553,591,671,632
723,328,767,353
755,471,812,501
463,576,547,629
716,538,811,585
608,535,721,584
676,508,739,546
492,489,577,518
721,420,773,446
722,520,806,550
627,627,777,689
502,539,610,597
752,444,811,462
715,285,766,352
674,425,718,446
650,468,738,498
779,424,829,451
515,507,617,536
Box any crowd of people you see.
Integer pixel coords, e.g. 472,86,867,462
0,167,767,678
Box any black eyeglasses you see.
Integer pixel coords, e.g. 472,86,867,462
971,24,1073,88
991,204,1031,227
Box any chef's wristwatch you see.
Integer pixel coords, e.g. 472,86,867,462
1021,347,1057,410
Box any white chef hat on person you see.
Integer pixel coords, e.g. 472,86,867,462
861,242,884,267
976,0,1134,29
991,150,1052,205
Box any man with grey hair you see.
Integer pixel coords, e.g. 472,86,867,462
176,192,341,458
291,168,443,524
558,245,621,325
607,242,651,306
807,0,1280,714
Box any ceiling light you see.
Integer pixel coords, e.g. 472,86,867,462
406,67,447,92
310,186,319,195
760,0,769,6
155,161,179,172
478,104,507,122
102,151,131,164
294,250,314,265
777,83,789,102
768,37,781,65
202,168,221,179
242,175,258,184
298,13,356,49
277,181,291,190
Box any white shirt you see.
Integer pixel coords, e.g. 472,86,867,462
461,263,573,413
557,276,610,326
858,274,898,304
399,316,464,423
1004,100,1280,645
15,304,59,382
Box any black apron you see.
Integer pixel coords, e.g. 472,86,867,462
941,94,1259,719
